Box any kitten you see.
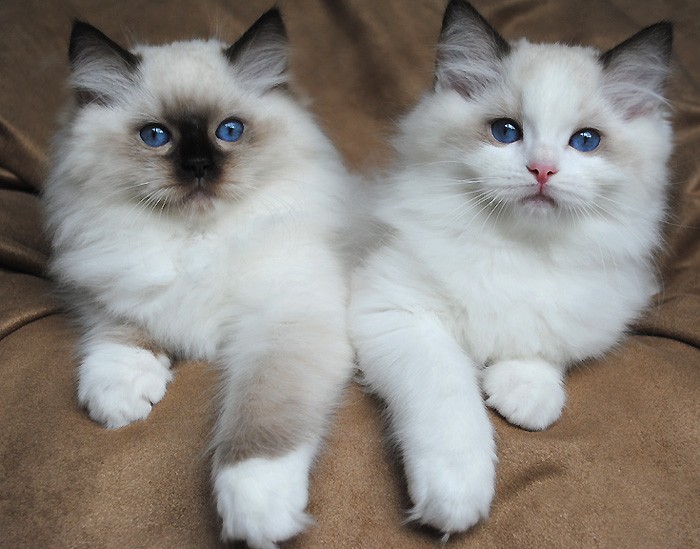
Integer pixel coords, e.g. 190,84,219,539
349,0,672,535
43,10,355,548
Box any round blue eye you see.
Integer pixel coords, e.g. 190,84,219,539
491,118,522,144
215,119,244,142
139,124,171,147
569,128,601,152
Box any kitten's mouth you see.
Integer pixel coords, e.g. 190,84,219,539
520,192,558,209
183,184,219,205
161,181,220,210
186,184,215,198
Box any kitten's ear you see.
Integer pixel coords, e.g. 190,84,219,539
599,22,673,118
225,9,289,92
435,0,510,97
68,21,140,106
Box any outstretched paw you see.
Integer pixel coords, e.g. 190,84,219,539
405,448,496,534
482,359,566,431
78,343,172,429
214,445,315,549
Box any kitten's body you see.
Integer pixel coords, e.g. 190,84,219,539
44,12,354,548
350,0,672,535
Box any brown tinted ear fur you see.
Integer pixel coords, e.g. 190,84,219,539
224,8,289,92
434,0,510,97
68,21,140,105
600,22,673,118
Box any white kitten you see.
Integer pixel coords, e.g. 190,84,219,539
349,0,672,535
43,11,355,548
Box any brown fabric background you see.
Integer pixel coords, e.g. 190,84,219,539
1,1,698,547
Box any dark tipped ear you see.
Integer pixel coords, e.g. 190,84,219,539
600,22,673,118
225,9,289,92
435,0,510,97
68,20,140,105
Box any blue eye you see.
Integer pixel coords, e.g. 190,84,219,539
491,118,522,144
569,128,601,152
215,118,244,142
139,124,171,147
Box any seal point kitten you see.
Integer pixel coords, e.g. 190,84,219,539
44,10,354,548
349,0,673,535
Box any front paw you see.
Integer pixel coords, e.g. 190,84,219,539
405,449,496,534
77,343,172,429
214,445,314,549
482,359,566,431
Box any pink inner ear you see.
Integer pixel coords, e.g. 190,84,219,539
449,76,476,99
435,68,480,99
623,101,655,120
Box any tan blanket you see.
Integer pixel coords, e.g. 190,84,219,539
1,1,698,547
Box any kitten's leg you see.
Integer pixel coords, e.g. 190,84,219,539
481,358,566,431
352,308,497,534
211,314,353,548
77,318,172,429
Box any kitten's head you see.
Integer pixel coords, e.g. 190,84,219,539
397,0,673,233
60,10,319,215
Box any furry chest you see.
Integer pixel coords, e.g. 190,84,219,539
434,248,643,364
94,231,250,356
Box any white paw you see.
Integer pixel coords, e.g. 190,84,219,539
482,359,566,431
77,342,172,429
214,445,315,548
405,448,496,534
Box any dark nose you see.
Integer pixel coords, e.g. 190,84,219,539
181,157,213,180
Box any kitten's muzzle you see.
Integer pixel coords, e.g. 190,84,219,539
181,156,213,181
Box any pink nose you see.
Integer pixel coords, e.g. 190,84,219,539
527,164,558,186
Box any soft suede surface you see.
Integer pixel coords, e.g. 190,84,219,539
1,1,698,547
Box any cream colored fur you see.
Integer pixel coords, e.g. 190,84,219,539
44,13,355,547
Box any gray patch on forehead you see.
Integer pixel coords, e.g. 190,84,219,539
161,102,217,127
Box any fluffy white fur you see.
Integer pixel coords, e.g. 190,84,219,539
44,12,354,546
214,443,315,549
349,0,672,535
77,341,173,428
